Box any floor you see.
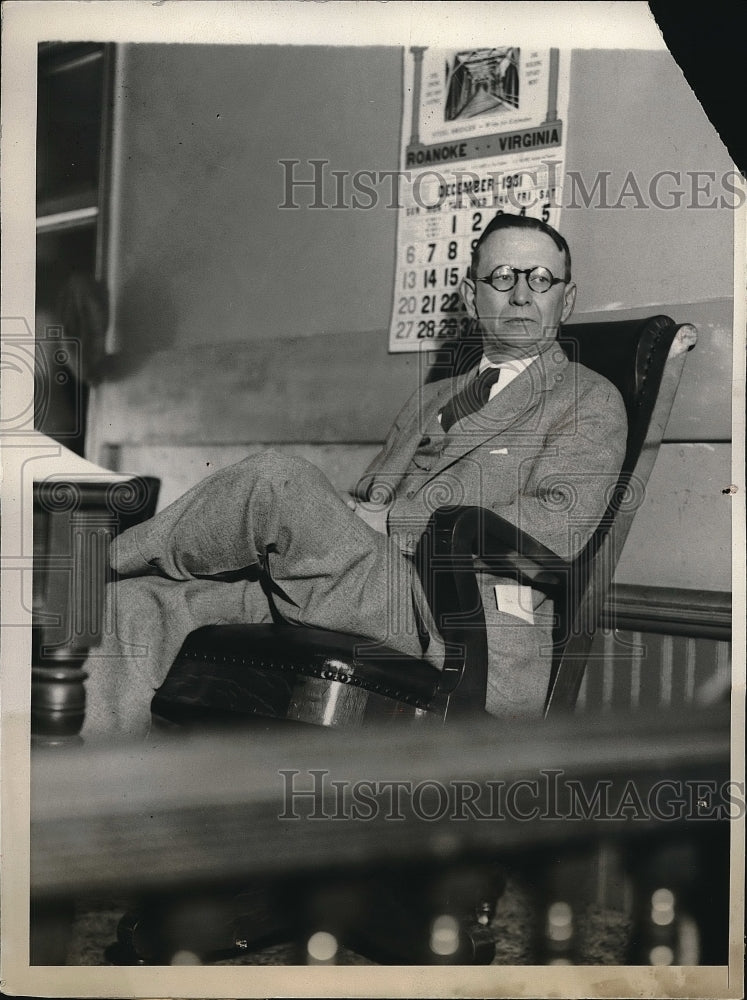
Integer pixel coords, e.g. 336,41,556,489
65,878,632,966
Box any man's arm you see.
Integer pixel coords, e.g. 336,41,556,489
351,387,423,501
337,385,425,535
488,381,628,561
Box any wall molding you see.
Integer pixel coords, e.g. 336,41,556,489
603,584,731,641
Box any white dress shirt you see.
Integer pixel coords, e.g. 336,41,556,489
477,352,537,400
437,353,537,426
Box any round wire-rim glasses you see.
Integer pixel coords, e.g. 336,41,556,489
476,265,568,294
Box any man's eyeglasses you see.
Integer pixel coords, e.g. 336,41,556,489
475,265,567,294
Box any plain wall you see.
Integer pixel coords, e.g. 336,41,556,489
88,43,735,592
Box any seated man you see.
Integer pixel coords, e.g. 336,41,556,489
81,213,627,740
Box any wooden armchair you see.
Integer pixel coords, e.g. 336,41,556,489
152,315,697,729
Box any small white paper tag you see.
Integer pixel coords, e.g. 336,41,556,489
494,582,535,624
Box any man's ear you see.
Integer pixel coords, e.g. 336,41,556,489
560,281,577,324
460,276,477,319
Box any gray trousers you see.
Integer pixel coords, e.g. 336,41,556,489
81,452,441,741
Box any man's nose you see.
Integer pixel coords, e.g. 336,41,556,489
509,273,532,306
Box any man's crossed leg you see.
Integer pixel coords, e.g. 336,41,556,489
82,452,436,741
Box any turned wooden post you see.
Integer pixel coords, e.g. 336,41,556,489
31,477,160,745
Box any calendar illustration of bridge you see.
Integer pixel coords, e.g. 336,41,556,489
445,48,520,122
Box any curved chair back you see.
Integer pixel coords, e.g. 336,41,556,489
546,316,696,711
420,316,696,716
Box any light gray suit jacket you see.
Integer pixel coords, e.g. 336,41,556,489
354,345,628,715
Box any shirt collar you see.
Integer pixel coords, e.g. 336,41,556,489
478,353,537,376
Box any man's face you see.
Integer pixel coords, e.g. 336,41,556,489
461,228,577,363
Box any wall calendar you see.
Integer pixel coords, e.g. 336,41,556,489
389,46,570,352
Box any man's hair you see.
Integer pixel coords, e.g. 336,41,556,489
469,212,572,282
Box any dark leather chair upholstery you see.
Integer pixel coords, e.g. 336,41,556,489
152,316,697,728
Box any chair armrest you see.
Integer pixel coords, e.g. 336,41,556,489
431,505,570,593
415,506,572,712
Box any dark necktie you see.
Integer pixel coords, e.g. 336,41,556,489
439,367,502,433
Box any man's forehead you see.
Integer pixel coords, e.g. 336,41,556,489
478,228,565,265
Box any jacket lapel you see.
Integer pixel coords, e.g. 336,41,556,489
419,348,569,486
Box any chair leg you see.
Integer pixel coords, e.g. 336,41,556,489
517,846,595,964
341,860,505,964
623,833,716,966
